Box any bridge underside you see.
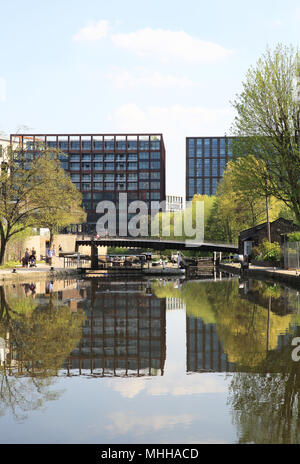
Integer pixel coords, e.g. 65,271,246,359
75,238,238,253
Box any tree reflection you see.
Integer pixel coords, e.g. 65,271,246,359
229,330,300,443
0,284,85,420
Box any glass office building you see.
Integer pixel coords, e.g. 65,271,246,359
186,136,234,201
11,133,166,234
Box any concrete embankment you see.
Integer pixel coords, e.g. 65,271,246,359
0,267,83,283
219,262,300,289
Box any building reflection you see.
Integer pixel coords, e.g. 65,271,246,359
186,316,234,373
63,279,166,377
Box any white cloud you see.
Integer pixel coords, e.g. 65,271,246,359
0,78,6,102
111,28,234,63
73,20,110,41
106,412,194,436
108,68,196,89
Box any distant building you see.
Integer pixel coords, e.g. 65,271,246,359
166,195,184,212
186,136,234,201
10,133,166,235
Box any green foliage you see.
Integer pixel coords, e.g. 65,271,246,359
252,239,282,262
287,232,300,242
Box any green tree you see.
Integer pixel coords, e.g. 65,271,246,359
231,43,300,223
0,146,86,263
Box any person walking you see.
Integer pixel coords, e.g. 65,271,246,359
46,247,53,265
24,248,30,268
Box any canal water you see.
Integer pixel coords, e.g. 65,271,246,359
0,274,300,444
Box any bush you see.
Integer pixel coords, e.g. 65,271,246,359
288,232,300,242
251,239,281,262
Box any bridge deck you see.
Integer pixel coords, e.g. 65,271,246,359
75,238,238,253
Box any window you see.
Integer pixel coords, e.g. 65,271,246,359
151,192,160,200
204,138,210,155
70,141,80,150
82,183,91,191
220,138,226,155
82,154,91,161
117,183,126,190
140,182,149,189
116,141,126,150
127,173,137,180
227,139,233,157
128,162,137,170
82,174,91,181
204,159,210,176
128,141,137,150
150,152,160,160
116,174,125,181
104,154,114,161
81,162,91,170
139,141,149,150
212,178,219,195
104,174,114,181
189,159,194,173
151,140,160,150
93,140,103,150
71,174,80,182
128,153,137,161
196,179,202,193
212,159,218,176
188,138,194,156
58,141,68,150
82,141,91,150
189,178,194,194
196,159,202,176
139,152,149,160
116,153,126,161
93,162,103,170
128,182,137,190
204,179,210,195
150,171,160,180
151,182,160,189
117,163,126,171
150,161,160,169
70,163,80,171
70,154,80,162
139,172,149,179
212,138,218,155
220,159,226,175
104,140,114,150
93,173,103,181
139,161,149,170
104,163,114,170
93,153,102,161
104,182,114,190
93,182,103,190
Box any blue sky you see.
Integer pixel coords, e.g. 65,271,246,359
1,0,300,195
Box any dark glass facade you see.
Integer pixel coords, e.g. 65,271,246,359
186,136,233,201
11,133,166,234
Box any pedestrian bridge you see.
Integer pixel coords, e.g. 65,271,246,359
75,237,238,253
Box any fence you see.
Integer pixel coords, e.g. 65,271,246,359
283,241,300,269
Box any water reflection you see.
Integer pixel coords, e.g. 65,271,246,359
65,280,166,377
1,275,300,443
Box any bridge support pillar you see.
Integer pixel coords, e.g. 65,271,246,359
91,241,99,270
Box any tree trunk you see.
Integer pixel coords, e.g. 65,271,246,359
49,228,54,248
0,238,7,266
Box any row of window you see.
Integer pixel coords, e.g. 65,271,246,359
188,158,227,177
188,178,219,196
188,138,233,157
70,172,160,182
81,191,161,203
64,161,161,171
74,181,161,191
24,140,161,150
